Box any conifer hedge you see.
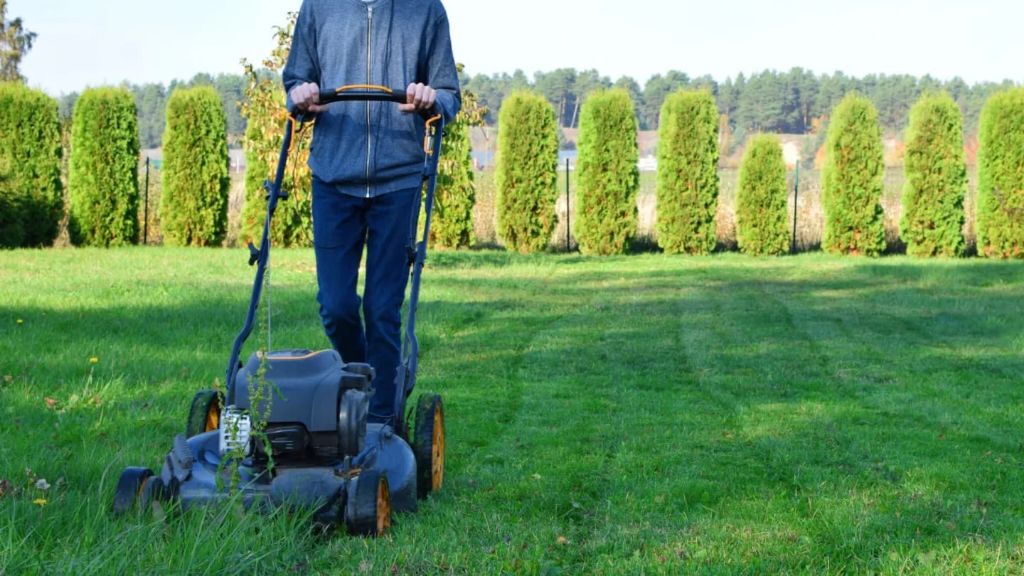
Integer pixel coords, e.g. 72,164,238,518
0,170,22,249
976,87,1024,258
821,93,885,256
431,117,475,248
736,134,789,256
432,83,484,249
0,83,63,248
495,91,559,254
160,86,230,246
655,89,719,255
900,92,966,257
69,87,140,247
574,88,639,255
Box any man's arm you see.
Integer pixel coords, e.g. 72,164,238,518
282,1,325,115
418,5,461,123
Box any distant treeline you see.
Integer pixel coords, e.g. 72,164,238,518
463,68,1019,140
57,72,257,149
54,68,1018,151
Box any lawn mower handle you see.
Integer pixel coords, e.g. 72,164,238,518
317,84,408,105
291,85,438,124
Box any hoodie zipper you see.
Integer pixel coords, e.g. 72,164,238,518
365,5,373,198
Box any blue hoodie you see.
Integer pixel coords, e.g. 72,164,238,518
283,0,461,197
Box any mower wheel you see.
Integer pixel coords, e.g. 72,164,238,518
139,475,169,509
186,389,222,438
112,467,153,515
413,393,445,499
345,469,391,537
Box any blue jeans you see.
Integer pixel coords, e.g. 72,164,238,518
312,178,417,423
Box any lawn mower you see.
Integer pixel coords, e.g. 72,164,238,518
112,86,447,536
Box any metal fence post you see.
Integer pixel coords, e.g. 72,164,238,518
144,156,150,245
565,157,571,252
791,162,800,254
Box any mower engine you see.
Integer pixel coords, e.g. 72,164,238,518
230,349,374,465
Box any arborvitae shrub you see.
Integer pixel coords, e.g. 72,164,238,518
976,87,1024,258
656,89,719,255
821,93,885,256
900,92,966,257
432,81,484,249
0,82,63,248
574,88,639,255
0,172,23,248
736,134,789,256
495,91,559,254
69,87,140,247
160,86,230,246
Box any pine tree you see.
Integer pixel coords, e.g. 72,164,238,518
0,0,36,83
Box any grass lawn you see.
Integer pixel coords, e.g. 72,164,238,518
1,248,1023,574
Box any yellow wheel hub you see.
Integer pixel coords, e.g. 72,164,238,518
431,406,445,491
205,403,219,432
376,476,392,535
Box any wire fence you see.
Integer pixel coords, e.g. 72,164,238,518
133,149,978,255
472,167,980,255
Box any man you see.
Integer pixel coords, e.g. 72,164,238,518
283,0,460,424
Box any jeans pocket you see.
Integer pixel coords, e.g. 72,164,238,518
311,178,352,249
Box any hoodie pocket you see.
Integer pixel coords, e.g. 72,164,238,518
374,110,425,181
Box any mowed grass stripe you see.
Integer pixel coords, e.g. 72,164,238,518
751,258,1024,572
374,259,636,573
616,260,839,572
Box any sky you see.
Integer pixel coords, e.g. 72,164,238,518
13,0,1024,96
